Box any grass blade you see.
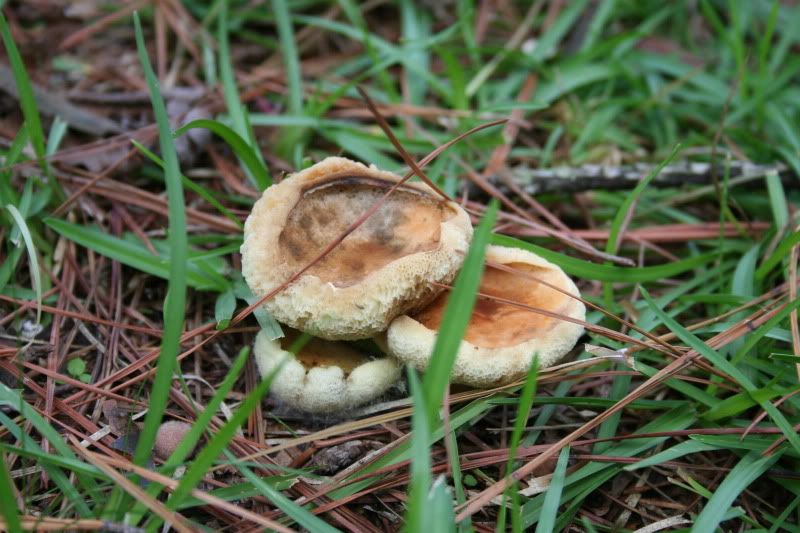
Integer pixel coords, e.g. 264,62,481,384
44,218,227,291
217,2,269,190
272,0,302,116
756,230,800,279
0,122,26,208
214,289,236,329
0,386,93,516
400,0,430,104
131,138,244,229
405,367,457,533
163,363,279,512
174,119,270,192
691,451,782,532
165,346,252,470
131,11,189,466
3,204,41,323
126,346,255,524
625,440,719,471
0,418,99,507
641,287,800,455
769,495,800,533
0,12,63,199
535,446,570,533
605,145,681,256
766,168,790,230
45,115,68,156
422,199,499,424
217,1,247,140
229,456,340,533
493,234,717,282
732,294,800,364
405,368,431,532
603,144,680,305
427,477,457,530
0,448,22,533
272,0,307,166
499,360,539,530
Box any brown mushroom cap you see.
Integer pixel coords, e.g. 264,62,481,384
153,420,193,460
385,245,586,386
253,328,401,414
241,157,473,340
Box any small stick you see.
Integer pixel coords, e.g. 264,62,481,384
491,160,791,195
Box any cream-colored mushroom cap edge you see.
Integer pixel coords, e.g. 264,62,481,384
241,156,473,340
253,329,401,414
385,245,586,387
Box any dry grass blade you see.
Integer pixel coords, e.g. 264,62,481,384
455,293,793,520
355,85,450,201
485,261,682,355
0,295,162,336
58,0,149,50
20,360,146,408
68,436,195,533
504,221,770,242
0,517,127,532
429,281,676,356
100,457,295,533
626,282,795,353
462,182,635,266
51,147,139,217
207,357,614,479
56,173,240,233
454,352,699,520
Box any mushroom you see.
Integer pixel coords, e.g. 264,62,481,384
241,157,473,340
385,245,586,387
154,420,193,460
253,328,401,414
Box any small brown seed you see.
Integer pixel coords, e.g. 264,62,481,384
153,421,192,460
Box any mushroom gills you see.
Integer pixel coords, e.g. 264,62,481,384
253,328,401,414
280,329,372,375
278,176,455,287
413,262,572,349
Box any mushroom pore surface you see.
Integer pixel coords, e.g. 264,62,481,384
412,262,572,349
280,329,369,374
278,176,455,287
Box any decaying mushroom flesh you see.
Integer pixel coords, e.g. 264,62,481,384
253,329,401,414
242,157,473,340
385,245,586,387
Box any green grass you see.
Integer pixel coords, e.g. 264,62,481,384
3,204,41,323
498,360,539,533
692,450,783,531
1,1,800,531
0,11,62,201
421,199,498,425
130,11,188,470
536,446,570,533
218,1,270,190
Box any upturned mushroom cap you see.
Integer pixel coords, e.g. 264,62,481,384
253,329,401,414
385,245,586,387
241,157,473,340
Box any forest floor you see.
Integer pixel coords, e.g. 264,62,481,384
1,1,799,531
